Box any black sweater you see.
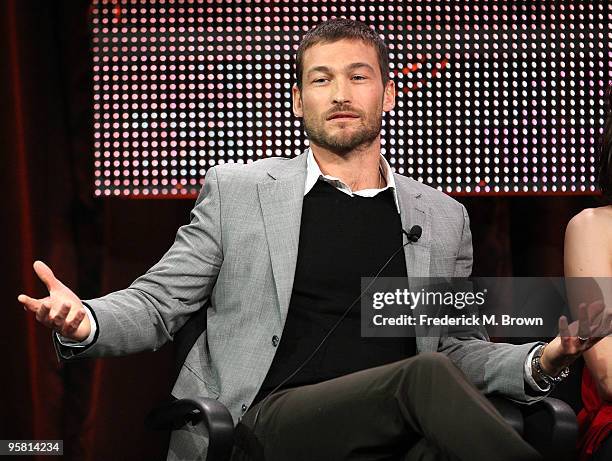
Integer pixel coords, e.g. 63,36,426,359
252,180,416,406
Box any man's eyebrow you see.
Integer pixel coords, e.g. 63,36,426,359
306,62,376,76
345,62,376,73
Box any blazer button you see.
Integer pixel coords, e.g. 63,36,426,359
272,335,280,347
241,404,248,412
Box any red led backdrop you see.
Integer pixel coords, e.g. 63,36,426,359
91,0,611,197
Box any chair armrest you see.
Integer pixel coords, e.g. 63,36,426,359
488,396,525,436
521,397,577,461
146,397,235,461
488,396,577,461
145,396,576,461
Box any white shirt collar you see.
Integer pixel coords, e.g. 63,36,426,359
304,147,400,213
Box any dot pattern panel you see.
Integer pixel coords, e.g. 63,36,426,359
91,0,611,197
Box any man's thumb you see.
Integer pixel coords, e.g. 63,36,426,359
33,260,59,291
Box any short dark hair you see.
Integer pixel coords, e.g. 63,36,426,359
598,86,612,203
295,18,390,92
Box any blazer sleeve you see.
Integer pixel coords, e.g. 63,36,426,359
439,203,548,403
54,167,224,361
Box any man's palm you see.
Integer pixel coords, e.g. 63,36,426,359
18,261,90,341
541,300,611,374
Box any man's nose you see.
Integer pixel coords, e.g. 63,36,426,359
331,79,351,104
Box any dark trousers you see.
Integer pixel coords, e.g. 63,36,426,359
230,353,541,461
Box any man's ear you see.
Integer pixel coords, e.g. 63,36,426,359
292,84,303,118
382,79,396,113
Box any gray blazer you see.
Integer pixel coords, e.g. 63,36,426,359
54,151,542,460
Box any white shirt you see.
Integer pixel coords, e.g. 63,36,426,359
305,147,400,212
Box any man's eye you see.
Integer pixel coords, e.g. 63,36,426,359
352,75,366,80
313,78,327,83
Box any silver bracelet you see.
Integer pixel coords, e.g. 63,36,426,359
532,344,570,386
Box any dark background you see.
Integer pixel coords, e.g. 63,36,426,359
0,1,598,460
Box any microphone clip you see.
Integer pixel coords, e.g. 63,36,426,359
403,225,422,243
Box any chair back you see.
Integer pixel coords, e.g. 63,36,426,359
172,300,210,383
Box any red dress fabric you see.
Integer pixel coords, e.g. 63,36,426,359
577,366,612,460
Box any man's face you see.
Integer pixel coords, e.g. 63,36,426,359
292,39,395,155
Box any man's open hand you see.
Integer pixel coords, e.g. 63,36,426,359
540,300,612,375
17,261,90,341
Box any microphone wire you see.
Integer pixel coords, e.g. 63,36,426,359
250,226,422,430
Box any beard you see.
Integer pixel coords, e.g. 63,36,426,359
302,107,383,155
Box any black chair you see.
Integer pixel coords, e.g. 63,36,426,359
146,394,577,461
146,307,579,461
147,396,235,461
488,396,578,461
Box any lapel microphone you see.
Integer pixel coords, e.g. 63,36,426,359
403,225,422,243
250,223,425,428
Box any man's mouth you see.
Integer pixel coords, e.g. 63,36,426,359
327,112,360,121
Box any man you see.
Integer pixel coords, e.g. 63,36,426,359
18,18,605,461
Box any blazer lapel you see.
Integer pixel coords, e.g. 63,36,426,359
395,176,432,280
395,176,439,352
257,154,307,324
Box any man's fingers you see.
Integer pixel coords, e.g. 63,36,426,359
577,303,591,338
588,300,606,318
559,315,570,337
20,288,84,337
33,260,60,292
64,305,84,327
588,301,608,337
558,315,573,348
593,309,612,338
34,301,71,330
49,303,71,328
61,309,86,336
35,302,51,323
18,294,43,312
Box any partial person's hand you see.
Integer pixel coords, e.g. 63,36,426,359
17,261,90,341
540,300,611,376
